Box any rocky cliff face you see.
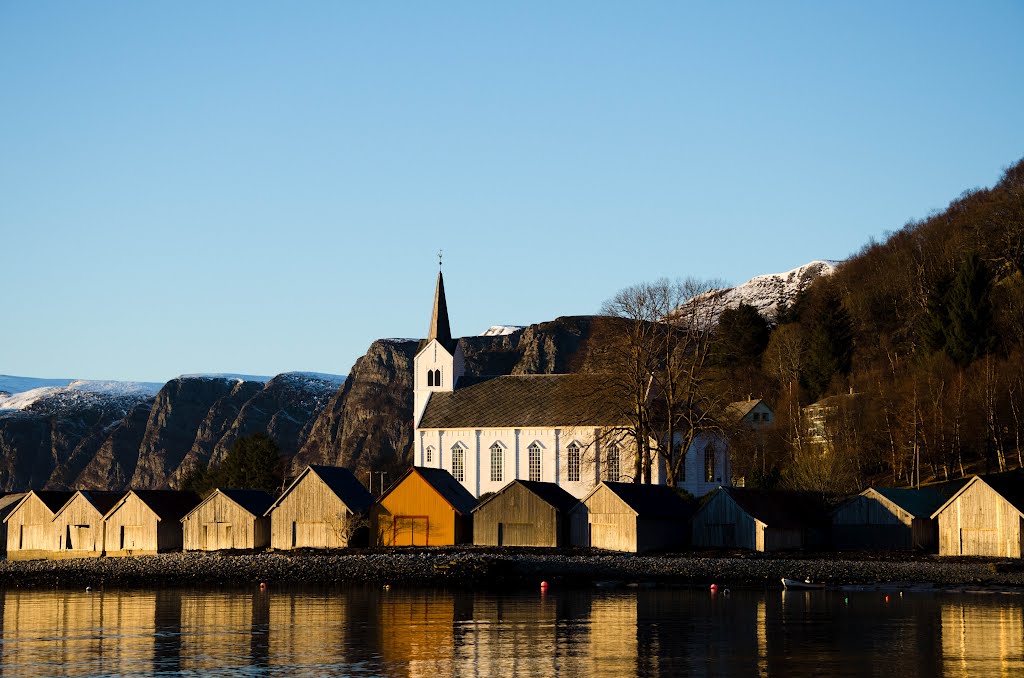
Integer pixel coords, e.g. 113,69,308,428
0,388,153,491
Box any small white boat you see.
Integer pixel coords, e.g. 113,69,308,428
781,578,825,590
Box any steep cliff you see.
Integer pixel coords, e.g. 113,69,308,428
0,385,156,491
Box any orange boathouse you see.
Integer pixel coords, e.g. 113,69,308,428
370,466,477,546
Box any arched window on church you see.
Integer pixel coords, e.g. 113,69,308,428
567,443,581,482
452,444,466,482
606,444,620,481
490,443,503,483
704,444,716,483
528,443,542,482
426,446,434,464
427,370,434,387
433,369,441,387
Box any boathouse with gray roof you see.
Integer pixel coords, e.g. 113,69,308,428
182,488,274,552
266,465,374,550
103,490,201,556
568,481,693,553
691,487,830,552
832,480,968,551
473,480,579,547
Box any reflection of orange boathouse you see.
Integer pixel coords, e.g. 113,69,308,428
370,467,476,546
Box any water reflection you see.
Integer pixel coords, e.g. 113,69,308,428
0,587,1023,676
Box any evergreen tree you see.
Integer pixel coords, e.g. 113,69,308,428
944,253,995,365
715,303,771,367
219,433,283,493
801,287,854,400
182,433,283,496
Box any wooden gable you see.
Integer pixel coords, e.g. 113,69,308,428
933,478,1024,557
5,492,69,558
52,493,107,555
269,469,354,549
182,490,271,551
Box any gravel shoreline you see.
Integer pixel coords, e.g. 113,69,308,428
3,548,1024,591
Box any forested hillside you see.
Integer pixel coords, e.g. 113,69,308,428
726,158,1024,491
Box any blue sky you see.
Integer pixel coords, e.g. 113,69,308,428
2,1,1022,382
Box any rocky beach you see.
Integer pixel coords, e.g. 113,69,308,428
3,548,1024,591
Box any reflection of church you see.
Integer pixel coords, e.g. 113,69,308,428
412,271,730,499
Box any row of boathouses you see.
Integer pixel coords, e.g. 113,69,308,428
4,464,1024,559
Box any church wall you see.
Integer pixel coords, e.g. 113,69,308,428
417,427,657,499
676,432,730,499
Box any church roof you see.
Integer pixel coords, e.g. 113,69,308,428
418,374,627,429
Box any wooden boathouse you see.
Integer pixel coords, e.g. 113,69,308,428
473,480,578,547
931,471,1024,557
691,487,829,552
370,467,477,546
4,490,74,560
51,490,127,558
266,465,374,550
103,490,201,556
832,480,967,551
568,482,692,553
182,489,274,552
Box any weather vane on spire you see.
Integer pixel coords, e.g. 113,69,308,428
437,249,443,269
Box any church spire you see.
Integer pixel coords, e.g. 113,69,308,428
427,270,452,342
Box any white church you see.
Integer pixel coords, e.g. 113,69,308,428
412,271,732,500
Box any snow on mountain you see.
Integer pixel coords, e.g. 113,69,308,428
179,373,273,383
680,260,837,322
480,325,525,336
0,375,75,397
0,377,163,414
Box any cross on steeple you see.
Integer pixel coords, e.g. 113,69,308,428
437,249,443,269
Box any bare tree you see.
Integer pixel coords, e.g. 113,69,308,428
599,277,727,487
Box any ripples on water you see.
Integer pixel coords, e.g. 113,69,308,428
0,586,1021,676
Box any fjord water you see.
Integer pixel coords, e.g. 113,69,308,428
0,587,1021,676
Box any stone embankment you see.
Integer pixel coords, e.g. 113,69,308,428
2,548,1024,590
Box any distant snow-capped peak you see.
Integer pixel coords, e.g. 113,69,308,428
0,376,163,413
680,260,837,322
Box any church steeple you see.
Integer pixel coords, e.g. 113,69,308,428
427,271,452,342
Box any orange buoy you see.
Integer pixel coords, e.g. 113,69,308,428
259,582,267,591
540,581,549,590
710,584,718,593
